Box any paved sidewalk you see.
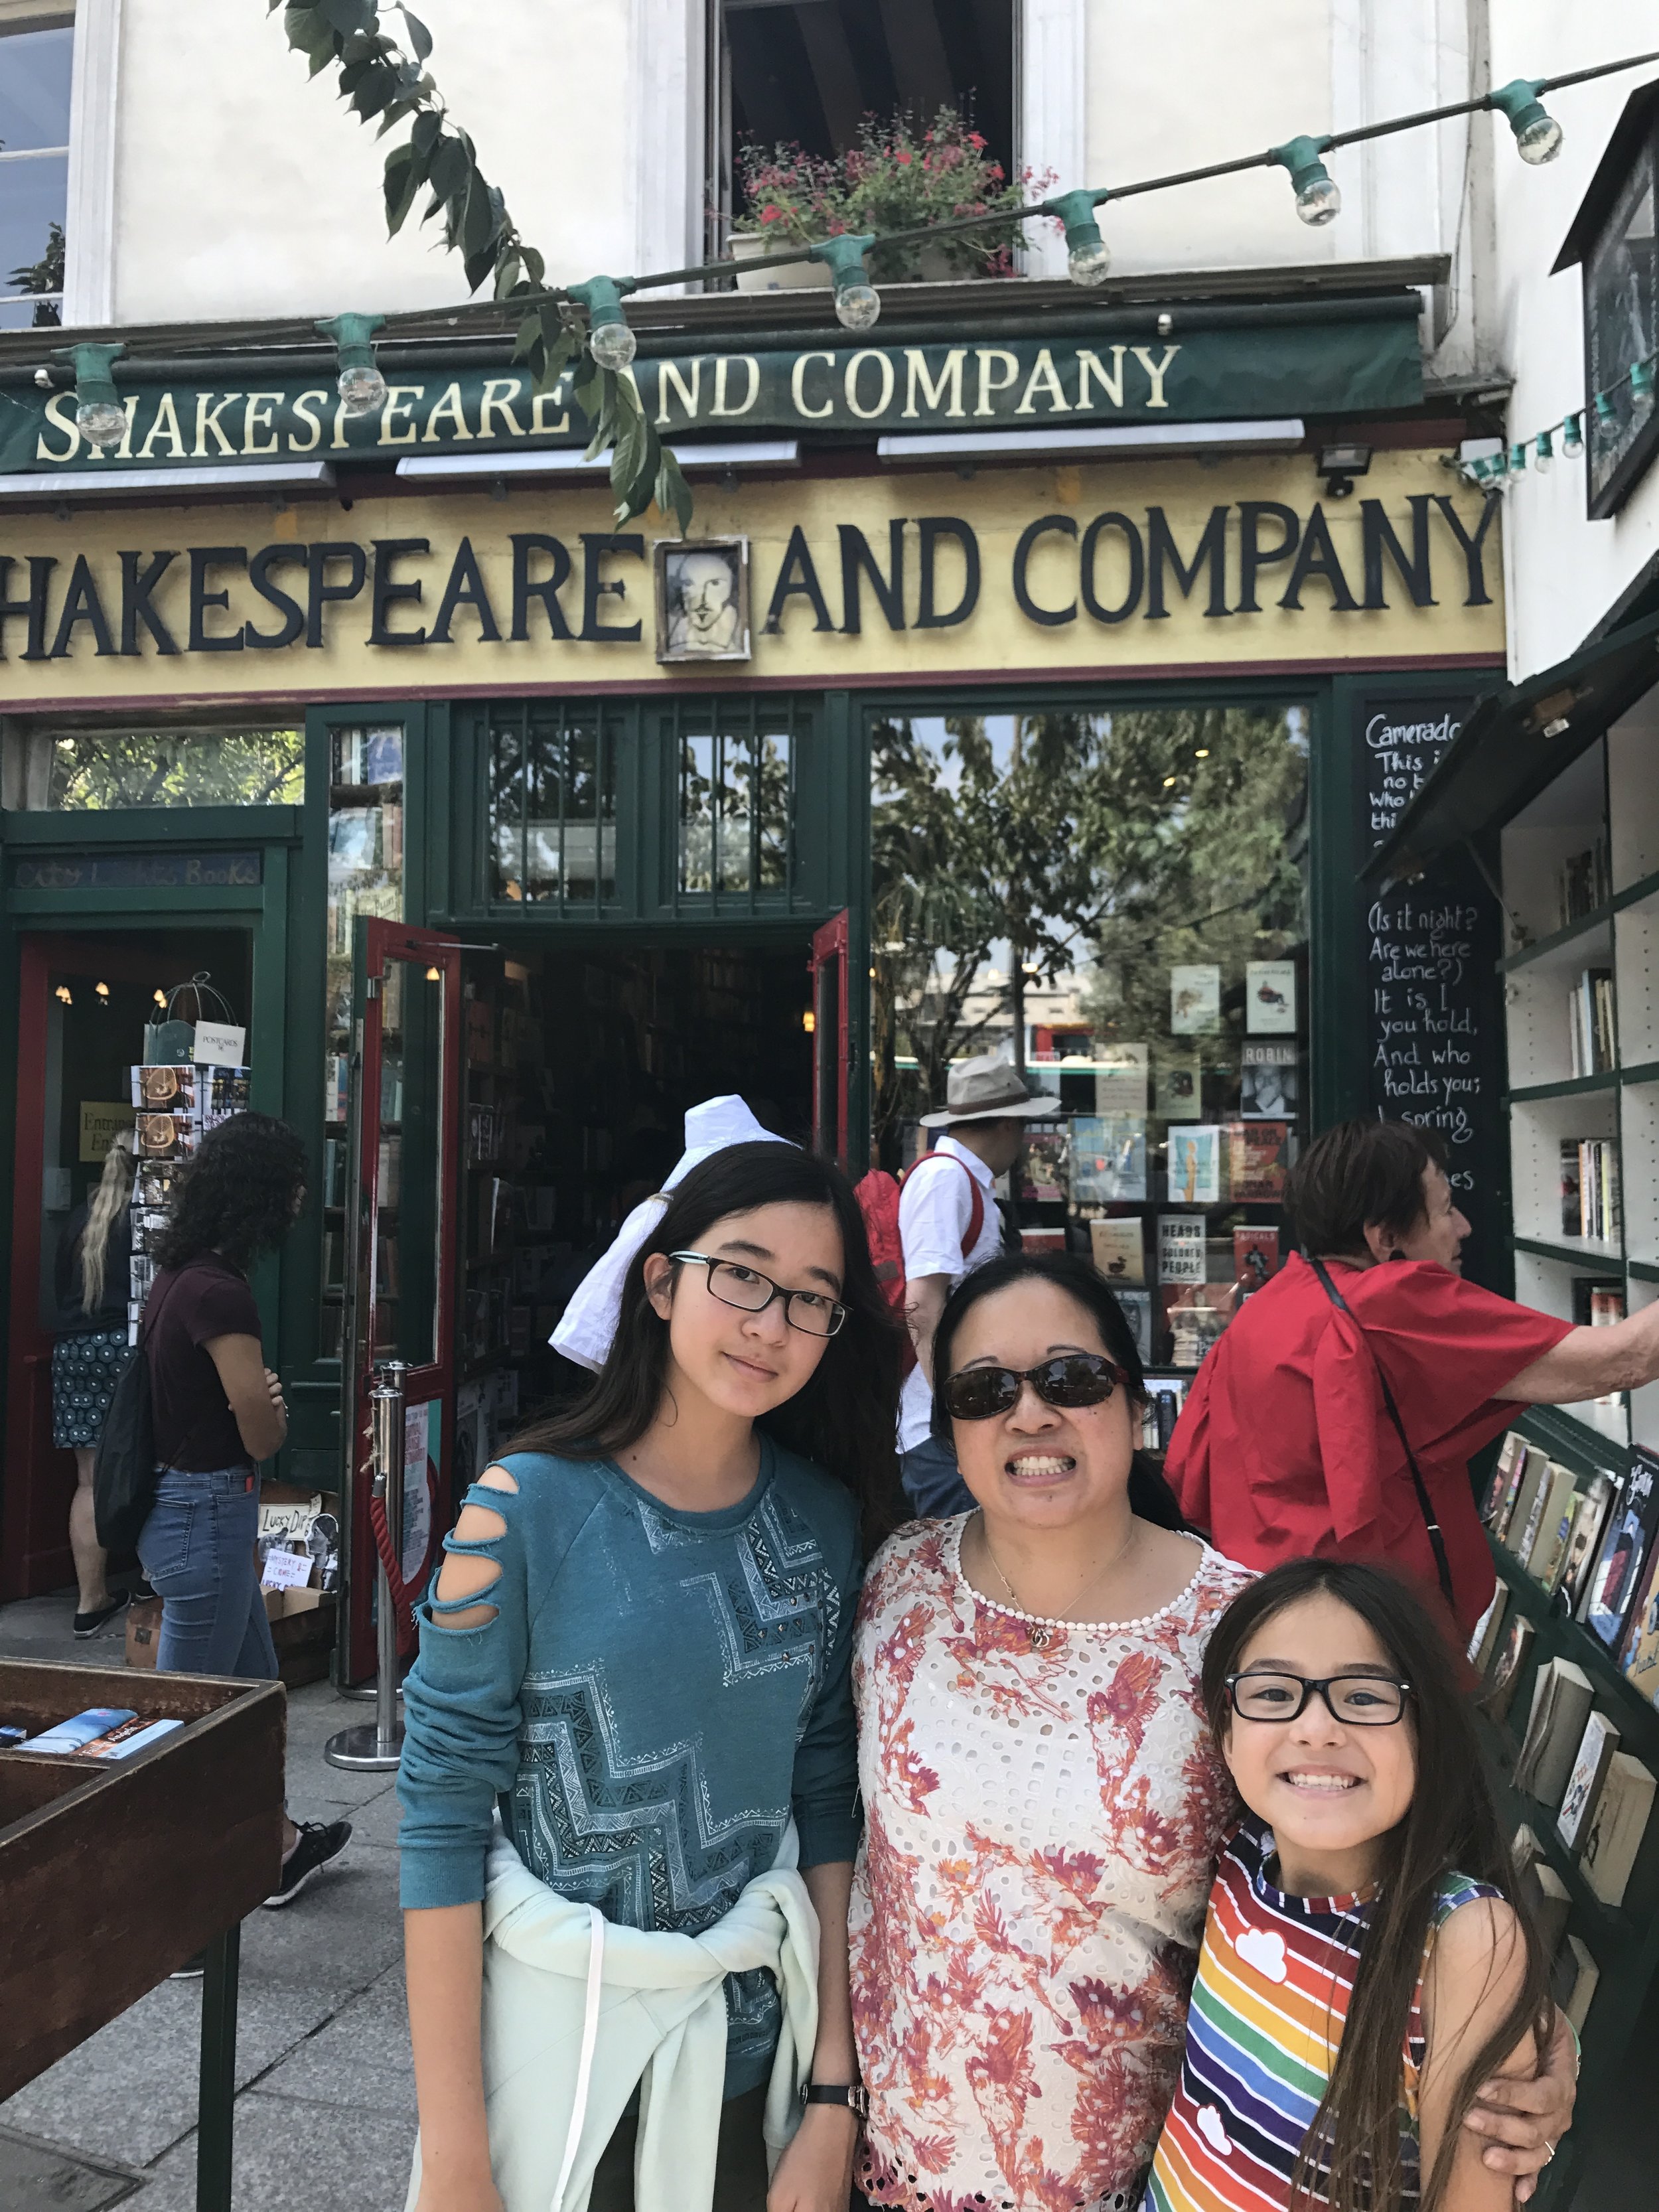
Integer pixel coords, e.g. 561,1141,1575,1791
0,1591,416,2211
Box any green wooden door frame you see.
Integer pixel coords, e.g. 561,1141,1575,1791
0,804,305,1583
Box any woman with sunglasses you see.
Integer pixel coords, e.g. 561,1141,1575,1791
847,1254,1573,2212
397,1142,902,2212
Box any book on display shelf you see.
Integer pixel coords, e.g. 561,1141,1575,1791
1240,1041,1298,1120
1514,1659,1594,1808
1070,1118,1147,1204
1557,838,1610,927
1116,1289,1153,1365
1516,1461,1576,1578
1167,1126,1221,1205
1169,965,1221,1035
1566,968,1617,1078
1092,1045,1149,1117
1579,1752,1656,1907
1559,1138,1621,1244
1157,1215,1206,1286
1090,1217,1146,1286
1619,1538,1659,1706
1021,1126,1068,1204
1141,1376,1187,1452
1244,960,1297,1035
1520,1860,1571,1954
1558,1710,1621,1850
1232,1225,1281,1296
1154,1049,1203,1122
1559,1936,1601,2033
1481,1431,1528,1528
1226,1121,1290,1203
1484,1613,1534,1720
1500,1447,1551,1552
1571,1277,1625,1328
1467,1586,1504,1665
1560,1473,1617,1615
1584,1450,1659,1651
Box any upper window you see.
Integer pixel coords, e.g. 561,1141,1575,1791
706,0,1015,264
1581,105,1659,517
40,725,304,809
0,13,72,331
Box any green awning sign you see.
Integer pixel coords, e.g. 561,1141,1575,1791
1,313,1421,475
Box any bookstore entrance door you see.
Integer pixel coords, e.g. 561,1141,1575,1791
446,933,819,1480
3,927,253,1601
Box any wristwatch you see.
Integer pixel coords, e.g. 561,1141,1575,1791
800,2081,869,2119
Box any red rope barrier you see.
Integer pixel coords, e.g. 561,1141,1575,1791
368,1487,419,1658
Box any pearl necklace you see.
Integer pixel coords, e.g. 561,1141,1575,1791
975,1511,1139,1649
955,1520,1206,1645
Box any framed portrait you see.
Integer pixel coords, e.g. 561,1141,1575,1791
1582,105,1659,517
654,537,751,663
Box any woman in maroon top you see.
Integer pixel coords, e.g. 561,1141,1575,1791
1168,1120,1659,1637
138,1111,350,1907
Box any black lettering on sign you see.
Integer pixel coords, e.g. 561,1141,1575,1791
1357,692,1504,1278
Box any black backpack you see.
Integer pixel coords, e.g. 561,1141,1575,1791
92,1274,188,1552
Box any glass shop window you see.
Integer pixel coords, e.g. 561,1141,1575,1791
871,702,1311,1403
0,11,72,330
488,700,618,907
678,723,791,896
30,725,303,809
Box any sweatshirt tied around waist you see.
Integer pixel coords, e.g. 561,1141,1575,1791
405,1818,820,2212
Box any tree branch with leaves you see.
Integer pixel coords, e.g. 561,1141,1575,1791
267,0,689,528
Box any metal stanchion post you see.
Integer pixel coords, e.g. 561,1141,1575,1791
325,1363,409,1771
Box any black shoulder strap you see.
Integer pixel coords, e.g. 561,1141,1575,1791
1309,1256,1455,1608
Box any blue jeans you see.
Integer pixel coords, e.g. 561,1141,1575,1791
137,1465,277,1681
899,1434,975,1519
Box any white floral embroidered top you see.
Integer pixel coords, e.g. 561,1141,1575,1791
849,1518,1252,2212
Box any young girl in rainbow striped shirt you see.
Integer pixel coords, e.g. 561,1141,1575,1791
1145,1559,1553,2212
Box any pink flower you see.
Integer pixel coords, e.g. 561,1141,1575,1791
968,131,987,150
760,204,783,224
895,149,912,166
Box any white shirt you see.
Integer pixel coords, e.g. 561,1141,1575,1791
896,1135,1003,1452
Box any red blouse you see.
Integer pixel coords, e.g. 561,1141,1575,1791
1165,1254,1573,1635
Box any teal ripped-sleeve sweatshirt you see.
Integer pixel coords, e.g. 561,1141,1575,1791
396,1438,863,2096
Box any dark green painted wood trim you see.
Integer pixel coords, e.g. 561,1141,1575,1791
1,806,300,848
1512,1232,1624,1266
7,887,265,918
1507,1072,1620,1103
1498,905,1613,972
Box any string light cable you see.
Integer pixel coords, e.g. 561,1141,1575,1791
47,23,1659,530
1456,347,1659,487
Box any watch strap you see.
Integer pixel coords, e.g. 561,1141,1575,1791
801,2082,868,2118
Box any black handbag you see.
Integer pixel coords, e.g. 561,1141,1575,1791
1309,1256,1455,1609
92,1272,193,1553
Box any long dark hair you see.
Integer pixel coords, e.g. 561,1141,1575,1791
151,1112,307,1274
928,1250,1188,1530
1201,1560,1550,2212
514,1143,904,1546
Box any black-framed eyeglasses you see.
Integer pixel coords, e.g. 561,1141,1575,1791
1224,1671,1412,1726
942,1353,1123,1423
670,1252,846,1339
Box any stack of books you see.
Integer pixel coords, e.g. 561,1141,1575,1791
1566,968,1617,1076
1559,1138,1621,1244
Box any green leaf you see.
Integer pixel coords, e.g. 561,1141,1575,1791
458,169,494,256
397,1,433,58
462,239,497,293
520,244,545,287
283,5,336,61
427,133,470,207
493,252,522,301
352,60,400,119
384,142,421,233
655,448,693,534
535,327,577,397
511,311,541,365
409,107,442,159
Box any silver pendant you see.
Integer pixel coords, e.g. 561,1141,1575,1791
1029,1623,1052,1649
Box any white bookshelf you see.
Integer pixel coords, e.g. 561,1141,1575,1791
1499,723,1659,1451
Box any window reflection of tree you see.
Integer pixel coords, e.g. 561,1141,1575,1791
869,705,1308,1165
48,727,304,808
679,731,791,894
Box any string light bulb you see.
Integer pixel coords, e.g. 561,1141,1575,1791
425,965,441,982
153,988,167,1007
1594,390,1619,431
1269,136,1340,226
58,341,127,450
1534,429,1553,473
809,235,881,332
94,980,110,999
1045,188,1113,287
1632,360,1656,418
1488,77,1564,164
1562,413,1585,459
566,276,639,371
317,313,388,417
54,984,72,1005
1509,441,1528,474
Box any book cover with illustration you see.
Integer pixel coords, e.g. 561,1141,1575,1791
1070,1116,1147,1204
1168,1125,1221,1205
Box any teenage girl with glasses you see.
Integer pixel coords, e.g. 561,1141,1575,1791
848,1255,1573,2212
397,1142,902,2212
1143,1558,1553,2212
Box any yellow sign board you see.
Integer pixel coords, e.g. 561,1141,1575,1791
80,1101,137,1163
0,449,1502,711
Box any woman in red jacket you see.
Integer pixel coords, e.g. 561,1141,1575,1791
1167,1118,1659,1636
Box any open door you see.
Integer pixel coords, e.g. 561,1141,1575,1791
340,921,463,1684
811,911,851,1169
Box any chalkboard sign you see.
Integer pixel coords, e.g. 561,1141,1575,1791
1357,694,1506,1278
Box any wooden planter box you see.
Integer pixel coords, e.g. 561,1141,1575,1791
0,1656,285,2205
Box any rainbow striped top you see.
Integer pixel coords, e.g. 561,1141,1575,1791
1142,1818,1500,2211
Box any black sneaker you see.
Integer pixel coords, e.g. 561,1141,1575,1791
263,1818,352,1908
73,1591,129,1639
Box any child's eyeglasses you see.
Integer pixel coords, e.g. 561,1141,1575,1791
669,1252,846,1338
943,1353,1123,1422
1224,1671,1411,1726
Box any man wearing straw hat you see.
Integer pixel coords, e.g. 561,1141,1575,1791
897,1055,1052,1516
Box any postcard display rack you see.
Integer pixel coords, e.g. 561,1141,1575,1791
0,1660,283,2211
1008,958,1306,1451
1477,707,1659,2205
